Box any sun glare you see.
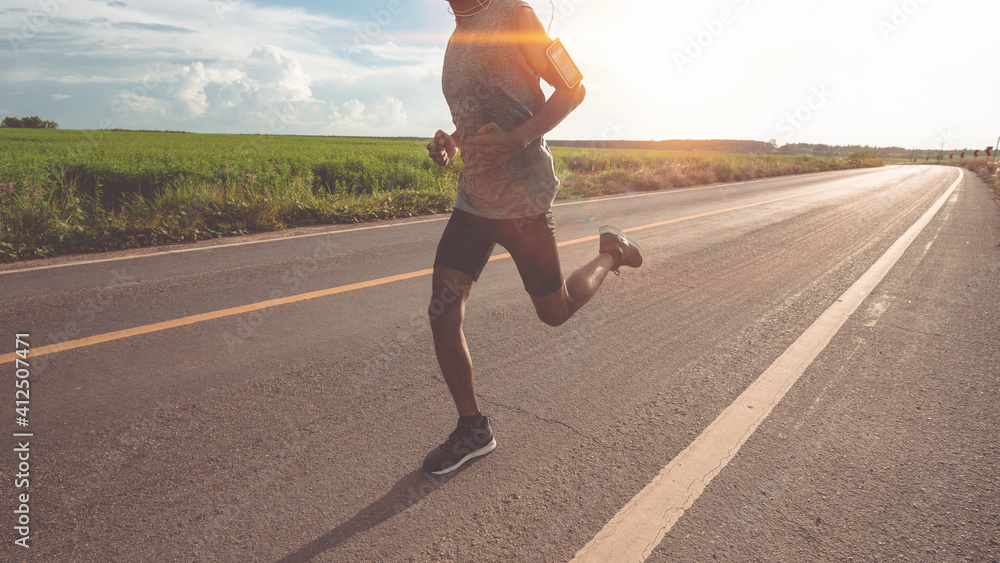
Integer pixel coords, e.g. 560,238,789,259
559,1,697,139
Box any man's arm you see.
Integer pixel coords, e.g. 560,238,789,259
428,129,459,166
473,6,586,168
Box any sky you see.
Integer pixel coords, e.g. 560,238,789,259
1,0,998,149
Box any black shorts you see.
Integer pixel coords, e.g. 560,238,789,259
433,209,564,297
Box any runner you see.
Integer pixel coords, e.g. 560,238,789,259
423,0,643,474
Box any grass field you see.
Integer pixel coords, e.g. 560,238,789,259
0,129,884,263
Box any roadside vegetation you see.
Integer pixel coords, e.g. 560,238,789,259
1,129,883,263
917,158,1000,195
555,149,883,198
950,160,1000,194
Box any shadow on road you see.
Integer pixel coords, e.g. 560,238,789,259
277,461,480,562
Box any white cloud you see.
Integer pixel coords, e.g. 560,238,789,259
174,62,246,118
117,90,162,115
369,96,408,129
49,75,124,85
0,0,442,135
247,46,313,103
329,99,366,130
324,96,408,134
160,46,321,127
11,0,995,145
356,42,442,64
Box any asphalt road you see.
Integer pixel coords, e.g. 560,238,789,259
1,165,998,561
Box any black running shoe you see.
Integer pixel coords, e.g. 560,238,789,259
423,417,497,475
599,225,643,274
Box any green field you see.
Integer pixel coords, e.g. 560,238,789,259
0,129,884,263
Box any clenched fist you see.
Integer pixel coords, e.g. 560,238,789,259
427,130,459,166
473,122,527,168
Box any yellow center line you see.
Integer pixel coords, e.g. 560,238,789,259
0,269,431,365
0,186,835,365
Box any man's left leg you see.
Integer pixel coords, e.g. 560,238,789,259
531,253,615,327
506,213,643,327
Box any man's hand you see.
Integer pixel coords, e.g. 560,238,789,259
473,123,527,168
427,129,459,166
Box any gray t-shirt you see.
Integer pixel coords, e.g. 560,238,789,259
442,0,560,220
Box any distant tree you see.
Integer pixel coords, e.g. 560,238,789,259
0,115,58,129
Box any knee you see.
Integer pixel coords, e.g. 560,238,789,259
536,308,568,327
532,290,575,327
428,299,462,331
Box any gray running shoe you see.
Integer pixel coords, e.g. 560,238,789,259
599,225,643,274
423,417,496,475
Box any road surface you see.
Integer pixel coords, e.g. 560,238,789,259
1,165,998,561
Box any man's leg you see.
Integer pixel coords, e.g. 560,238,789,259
424,265,497,475
429,266,479,416
530,252,615,327
424,209,500,474
517,221,642,327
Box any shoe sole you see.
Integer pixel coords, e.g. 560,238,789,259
428,438,497,475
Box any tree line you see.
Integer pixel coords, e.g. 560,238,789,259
1,116,58,129
548,139,985,160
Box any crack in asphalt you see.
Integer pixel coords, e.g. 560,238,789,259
479,396,592,440
884,322,996,345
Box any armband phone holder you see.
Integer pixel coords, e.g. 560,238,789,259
546,38,583,89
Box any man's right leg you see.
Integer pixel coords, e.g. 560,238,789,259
424,266,497,474
424,209,500,474
428,266,478,417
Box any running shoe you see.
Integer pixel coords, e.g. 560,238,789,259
599,225,644,274
423,416,497,474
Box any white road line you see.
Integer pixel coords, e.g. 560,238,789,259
571,168,963,562
0,167,905,276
